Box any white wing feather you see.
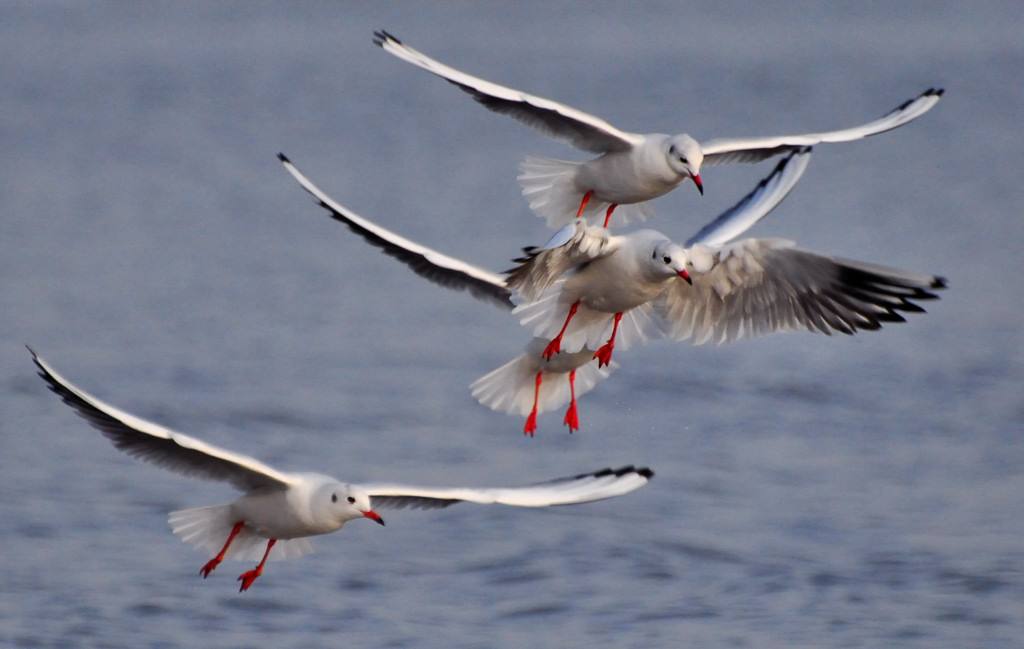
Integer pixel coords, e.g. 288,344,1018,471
660,240,947,345
374,30,642,153
31,348,295,492
279,154,512,309
700,89,943,166
685,147,812,248
361,466,653,510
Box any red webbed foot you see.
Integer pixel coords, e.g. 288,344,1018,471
542,337,562,360
563,402,579,432
200,521,245,578
593,313,623,368
236,539,276,592
200,558,221,578
593,342,615,368
524,411,538,436
237,569,262,592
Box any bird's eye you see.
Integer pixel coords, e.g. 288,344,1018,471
331,494,338,503
662,255,672,264
347,496,356,504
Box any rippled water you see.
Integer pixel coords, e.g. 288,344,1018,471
2,3,1022,648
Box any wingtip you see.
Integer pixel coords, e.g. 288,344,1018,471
277,152,290,164
26,345,44,374
372,29,399,48
588,465,654,480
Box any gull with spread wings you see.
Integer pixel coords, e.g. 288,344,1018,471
31,348,652,591
374,30,942,229
278,147,809,434
506,215,946,368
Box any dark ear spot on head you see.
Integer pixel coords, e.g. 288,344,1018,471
331,493,338,503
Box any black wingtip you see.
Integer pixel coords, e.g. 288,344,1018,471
373,29,399,47
26,345,45,376
277,152,290,164
586,465,654,480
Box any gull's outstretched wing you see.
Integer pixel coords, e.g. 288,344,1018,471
660,240,947,345
685,147,812,248
31,348,295,492
700,88,943,167
374,30,641,154
279,153,513,310
362,465,653,510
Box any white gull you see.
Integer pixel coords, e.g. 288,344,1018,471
31,348,652,591
278,148,810,433
507,219,946,367
374,30,942,229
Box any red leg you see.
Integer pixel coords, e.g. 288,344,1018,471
524,371,542,436
574,190,594,220
562,369,579,432
237,539,276,592
543,301,580,359
200,521,244,578
593,313,623,368
601,204,618,228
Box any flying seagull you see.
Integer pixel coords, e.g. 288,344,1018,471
374,30,942,229
31,348,652,590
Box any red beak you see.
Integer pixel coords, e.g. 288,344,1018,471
362,509,385,526
678,269,692,285
691,173,703,196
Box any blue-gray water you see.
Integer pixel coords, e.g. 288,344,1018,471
2,3,1022,648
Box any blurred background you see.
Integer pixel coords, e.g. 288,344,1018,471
2,3,1021,648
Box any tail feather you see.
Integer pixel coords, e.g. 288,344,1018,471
168,505,314,563
519,156,656,228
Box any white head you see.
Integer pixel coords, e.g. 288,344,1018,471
665,134,704,195
310,480,385,531
648,237,692,285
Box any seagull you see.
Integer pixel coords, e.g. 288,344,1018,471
30,348,653,591
508,225,691,366
506,221,947,366
278,147,809,433
373,30,943,229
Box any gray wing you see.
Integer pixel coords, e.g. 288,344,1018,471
279,154,513,310
661,240,947,345
374,31,642,154
505,221,615,302
362,466,653,510
701,88,943,166
685,147,812,248
30,348,295,492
